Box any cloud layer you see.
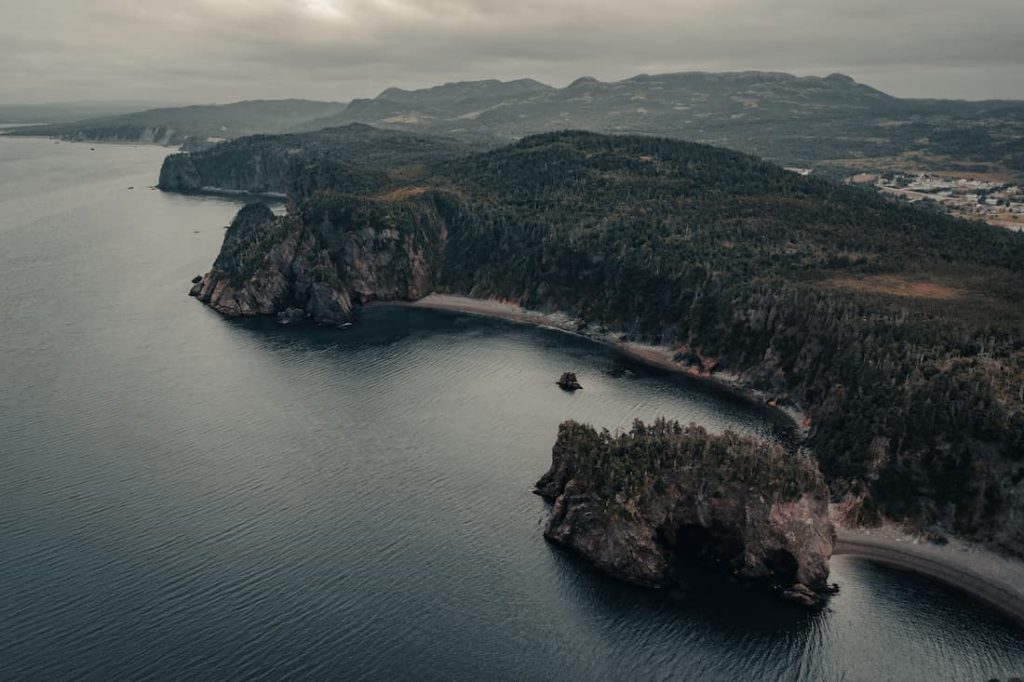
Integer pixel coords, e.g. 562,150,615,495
2,0,1022,103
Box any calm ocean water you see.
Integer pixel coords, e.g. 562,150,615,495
1,136,1022,680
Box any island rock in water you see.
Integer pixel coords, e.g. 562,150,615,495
557,372,582,391
535,419,835,605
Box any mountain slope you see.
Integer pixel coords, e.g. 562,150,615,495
298,71,1024,170
158,124,476,195
0,101,171,125
190,131,1024,555
8,99,348,146
375,78,553,105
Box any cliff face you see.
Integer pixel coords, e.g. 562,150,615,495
159,154,203,191
159,148,290,195
190,197,444,325
535,420,835,604
57,125,185,146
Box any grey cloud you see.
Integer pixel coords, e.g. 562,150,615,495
0,0,1021,103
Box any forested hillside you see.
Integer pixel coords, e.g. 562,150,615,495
193,131,1024,555
159,124,474,195
7,99,347,146
300,71,1024,173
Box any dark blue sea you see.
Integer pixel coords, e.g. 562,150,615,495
1,136,1022,680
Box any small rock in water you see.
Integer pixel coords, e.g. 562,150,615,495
191,275,203,284
128,186,134,190
557,372,582,391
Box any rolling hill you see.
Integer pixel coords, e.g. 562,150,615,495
158,124,478,195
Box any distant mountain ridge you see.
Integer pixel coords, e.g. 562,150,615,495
299,70,900,138
375,78,553,104
300,71,1024,170
0,101,173,125
9,70,1024,173
7,99,347,146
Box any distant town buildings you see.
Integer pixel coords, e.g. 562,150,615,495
847,171,1024,231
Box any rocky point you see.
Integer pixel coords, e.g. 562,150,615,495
535,419,836,606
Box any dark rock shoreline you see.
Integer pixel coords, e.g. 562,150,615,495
188,200,439,326
535,420,837,606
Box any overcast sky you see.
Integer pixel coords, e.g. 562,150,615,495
2,0,1022,104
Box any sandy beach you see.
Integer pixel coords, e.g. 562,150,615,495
385,293,1024,626
385,293,805,425
835,526,1024,626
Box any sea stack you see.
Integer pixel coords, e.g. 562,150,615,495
535,419,836,606
557,372,582,391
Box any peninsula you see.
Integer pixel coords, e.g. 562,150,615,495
186,129,1024,598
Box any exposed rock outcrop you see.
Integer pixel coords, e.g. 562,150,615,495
159,154,203,191
191,195,446,325
159,148,289,195
535,419,836,606
557,372,582,391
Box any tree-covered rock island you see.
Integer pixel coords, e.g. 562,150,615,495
186,128,1024,573
536,420,835,605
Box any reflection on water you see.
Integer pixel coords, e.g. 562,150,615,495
1,136,1022,681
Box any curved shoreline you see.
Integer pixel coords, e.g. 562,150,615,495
382,294,1024,627
379,293,806,431
835,529,1024,627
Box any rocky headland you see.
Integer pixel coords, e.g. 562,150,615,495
189,196,444,325
535,419,836,605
